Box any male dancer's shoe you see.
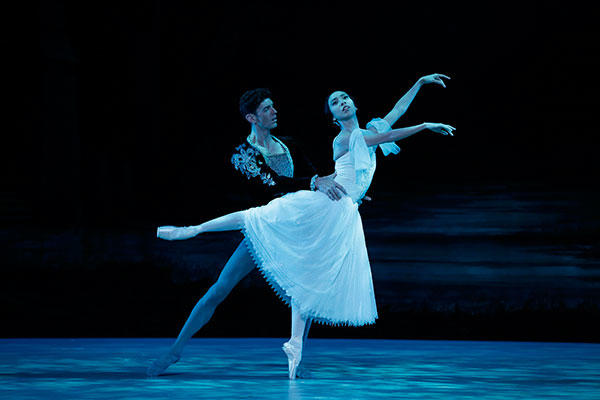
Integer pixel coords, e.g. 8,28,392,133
146,351,181,377
282,339,302,380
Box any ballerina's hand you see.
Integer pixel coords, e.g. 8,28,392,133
157,225,200,240
419,73,450,88
425,123,455,136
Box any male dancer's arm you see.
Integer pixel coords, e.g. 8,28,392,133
275,137,347,201
231,141,346,202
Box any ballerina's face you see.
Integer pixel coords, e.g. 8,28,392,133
328,91,357,121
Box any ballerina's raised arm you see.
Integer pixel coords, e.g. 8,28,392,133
379,73,451,128
329,87,455,161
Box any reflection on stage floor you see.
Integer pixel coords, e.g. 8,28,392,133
1,338,599,399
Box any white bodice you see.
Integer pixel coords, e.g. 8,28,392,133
333,136,376,203
333,119,400,203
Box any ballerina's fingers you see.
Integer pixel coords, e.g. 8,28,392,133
433,73,450,87
445,125,456,136
435,125,455,136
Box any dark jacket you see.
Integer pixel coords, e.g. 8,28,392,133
230,136,318,207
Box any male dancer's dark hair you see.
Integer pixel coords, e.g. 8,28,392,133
239,88,272,117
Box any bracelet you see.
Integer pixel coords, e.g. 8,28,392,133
310,174,318,191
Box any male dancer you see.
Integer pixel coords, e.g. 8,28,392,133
146,88,346,378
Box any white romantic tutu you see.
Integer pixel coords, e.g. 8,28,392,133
240,119,399,326
242,190,377,326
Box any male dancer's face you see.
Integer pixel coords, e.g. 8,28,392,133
251,98,278,130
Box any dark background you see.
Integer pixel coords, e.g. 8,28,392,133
2,1,599,341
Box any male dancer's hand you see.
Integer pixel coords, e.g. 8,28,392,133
315,172,348,201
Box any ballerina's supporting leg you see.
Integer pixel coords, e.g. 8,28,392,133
293,318,312,378
283,304,308,380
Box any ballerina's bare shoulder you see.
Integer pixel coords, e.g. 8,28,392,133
333,132,351,161
334,125,382,160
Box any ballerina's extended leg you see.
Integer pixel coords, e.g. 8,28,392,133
157,211,246,240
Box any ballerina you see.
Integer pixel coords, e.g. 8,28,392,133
157,78,454,379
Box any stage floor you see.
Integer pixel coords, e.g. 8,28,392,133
1,338,599,399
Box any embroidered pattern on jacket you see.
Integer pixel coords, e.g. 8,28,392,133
231,145,276,186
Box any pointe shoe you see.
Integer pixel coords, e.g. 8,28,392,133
282,340,302,380
146,352,181,377
157,226,199,241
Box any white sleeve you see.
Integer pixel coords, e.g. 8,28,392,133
366,118,401,156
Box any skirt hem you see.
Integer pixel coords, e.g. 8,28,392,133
240,225,377,328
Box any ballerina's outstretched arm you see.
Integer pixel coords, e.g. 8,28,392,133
157,211,245,241
381,73,450,128
361,122,456,149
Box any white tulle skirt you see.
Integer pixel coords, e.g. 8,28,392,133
242,190,378,326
